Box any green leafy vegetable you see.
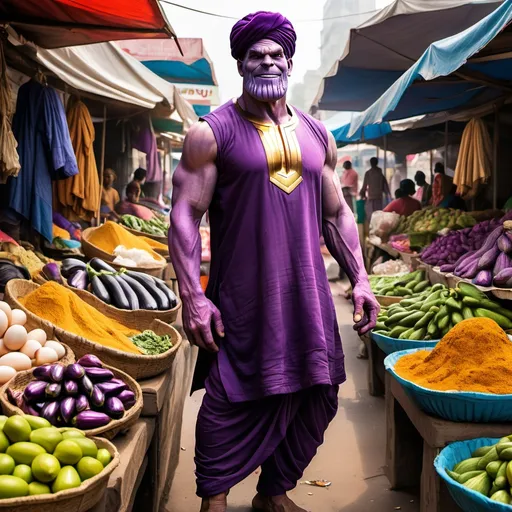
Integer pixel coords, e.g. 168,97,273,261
130,330,173,355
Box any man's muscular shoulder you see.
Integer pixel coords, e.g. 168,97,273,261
181,121,217,170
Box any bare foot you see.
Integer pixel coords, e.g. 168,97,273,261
252,493,308,512
200,493,227,512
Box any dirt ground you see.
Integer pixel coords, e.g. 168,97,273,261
165,284,420,512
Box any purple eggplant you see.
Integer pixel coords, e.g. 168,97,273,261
61,258,87,279
77,355,103,369
34,402,45,412
84,367,114,383
68,269,88,290
498,234,512,255
23,381,48,403
60,397,76,424
45,383,62,400
472,270,492,287
116,390,136,410
105,397,124,420
494,268,512,288
439,263,455,273
42,263,63,284
96,380,128,397
64,380,78,397
79,375,94,397
477,244,500,271
32,365,54,382
41,401,60,425
72,411,111,429
494,252,512,276
75,394,89,413
65,364,85,380
90,386,105,408
20,399,40,416
50,364,64,383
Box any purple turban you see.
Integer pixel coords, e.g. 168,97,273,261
230,11,296,60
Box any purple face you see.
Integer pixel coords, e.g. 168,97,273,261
239,39,292,102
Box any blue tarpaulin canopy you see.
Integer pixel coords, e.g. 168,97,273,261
348,0,512,137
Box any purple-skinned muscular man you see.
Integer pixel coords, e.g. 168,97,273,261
170,11,379,512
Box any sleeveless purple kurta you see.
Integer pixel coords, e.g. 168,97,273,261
200,101,345,402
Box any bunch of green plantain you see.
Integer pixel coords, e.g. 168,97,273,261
445,436,512,504
370,270,431,297
373,281,512,340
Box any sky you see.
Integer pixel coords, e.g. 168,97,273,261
161,0,393,105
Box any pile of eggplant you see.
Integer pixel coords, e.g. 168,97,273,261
7,355,136,430
61,257,178,311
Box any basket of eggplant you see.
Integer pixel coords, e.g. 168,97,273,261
61,258,181,324
0,355,142,440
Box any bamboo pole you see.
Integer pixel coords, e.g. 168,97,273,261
97,104,107,225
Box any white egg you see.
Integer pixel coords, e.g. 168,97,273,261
3,325,27,351
27,329,47,345
44,340,65,359
0,303,11,326
35,347,59,366
0,340,8,357
0,366,16,385
0,352,31,371
0,311,7,338
20,339,42,359
10,309,27,327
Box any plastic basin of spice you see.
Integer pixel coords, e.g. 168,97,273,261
371,331,439,355
435,437,510,512
385,349,512,422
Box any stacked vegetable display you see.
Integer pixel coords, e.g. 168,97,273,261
421,217,502,267
445,221,512,288
394,208,476,235
0,414,113,498
445,436,512,504
370,270,431,298
120,215,168,237
374,282,512,340
62,258,178,311
0,301,66,384
7,356,136,429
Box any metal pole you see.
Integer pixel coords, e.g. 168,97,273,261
383,134,388,175
444,121,448,171
97,104,107,224
429,150,434,184
493,106,499,209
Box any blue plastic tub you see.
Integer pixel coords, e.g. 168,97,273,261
385,349,512,422
371,331,439,355
435,438,512,512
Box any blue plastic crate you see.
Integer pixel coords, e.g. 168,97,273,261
371,331,439,355
435,438,512,511
385,349,512,422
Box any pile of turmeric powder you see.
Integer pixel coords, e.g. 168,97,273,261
87,222,164,262
20,282,141,354
395,318,512,394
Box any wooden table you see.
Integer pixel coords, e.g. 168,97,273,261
361,333,386,397
385,373,512,512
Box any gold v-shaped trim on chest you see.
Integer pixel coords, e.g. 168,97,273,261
235,101,303,194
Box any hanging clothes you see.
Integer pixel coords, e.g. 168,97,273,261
54,97,100,221
0,40,20,183
454,118,491,199
131,114,162,183
8,80,78,242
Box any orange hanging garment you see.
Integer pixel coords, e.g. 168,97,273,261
54,97,100,221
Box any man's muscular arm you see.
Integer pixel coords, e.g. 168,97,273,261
170,122,224,352
322,132,380,335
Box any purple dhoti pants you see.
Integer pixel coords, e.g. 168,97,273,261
195,361,339,498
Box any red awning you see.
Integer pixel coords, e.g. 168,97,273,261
0,0,176,49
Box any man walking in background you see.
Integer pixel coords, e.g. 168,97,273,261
340,160,358,213
359,157,391,221
414,171,431,207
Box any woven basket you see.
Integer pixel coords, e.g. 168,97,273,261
0,436,119,511
5,280,182,380
123,225,168,244
375,295,402,307
71,287,181,324
0,363,142,440
81,227,165,278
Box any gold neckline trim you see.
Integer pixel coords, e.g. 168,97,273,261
233,99,298,129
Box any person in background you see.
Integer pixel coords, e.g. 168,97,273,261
131,167,147,188
414,171,431,207
394,188,404,199
431,163,453,206
439,184,467,210
100,169,120,221
384,179,421,216
360,157,391,220
340,160,358,213
116,181,155,221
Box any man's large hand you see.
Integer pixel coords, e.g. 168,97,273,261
182,294,225,352
352,283,380,336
